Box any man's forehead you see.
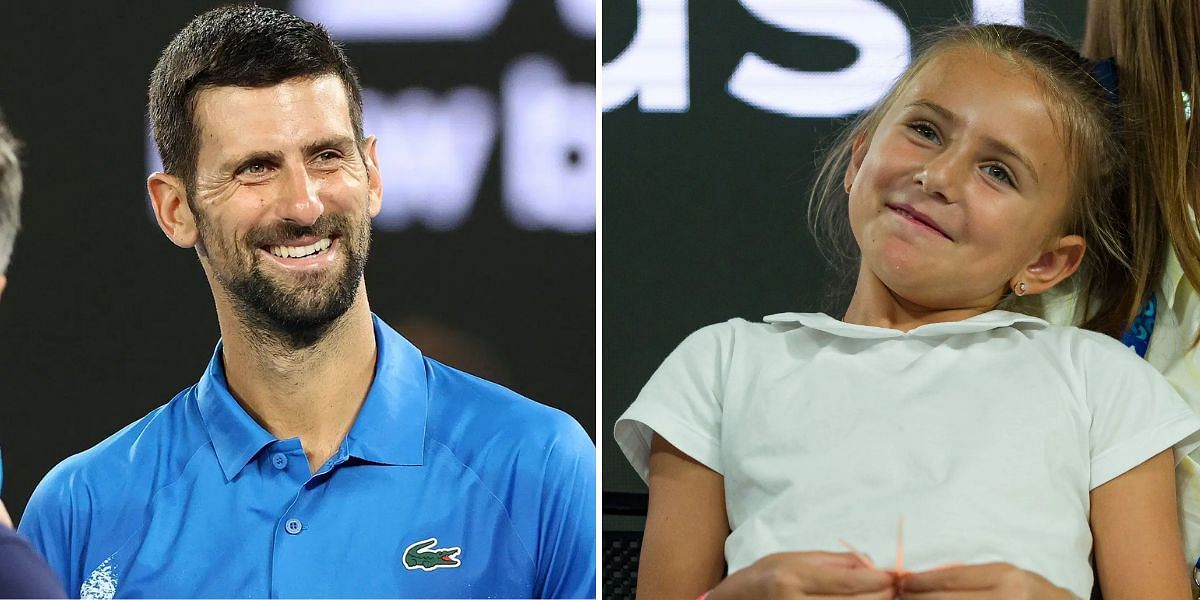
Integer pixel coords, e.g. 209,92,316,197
193,75,355,157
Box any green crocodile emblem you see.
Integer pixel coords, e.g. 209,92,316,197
403,537,461,571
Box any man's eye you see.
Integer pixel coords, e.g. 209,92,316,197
243,163,267,175
316,151,340,162
983,164,1014,185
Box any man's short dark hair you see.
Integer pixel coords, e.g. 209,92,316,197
0,108,21,275
148,4,364,189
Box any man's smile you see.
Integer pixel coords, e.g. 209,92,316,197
258,236,341,270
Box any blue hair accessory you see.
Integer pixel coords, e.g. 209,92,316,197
1089,57,1120,105
1120,294,1156,357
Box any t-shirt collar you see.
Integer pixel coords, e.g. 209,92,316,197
195,314,428,481
763,309,1048,339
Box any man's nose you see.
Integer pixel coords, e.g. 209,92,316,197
275,163,324,226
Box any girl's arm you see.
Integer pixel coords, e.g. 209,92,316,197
1091,449,1191,599
637,434,729,599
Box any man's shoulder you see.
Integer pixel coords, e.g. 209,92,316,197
421,357,593,466
425,357,588,437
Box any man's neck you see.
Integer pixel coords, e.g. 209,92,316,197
217,289,378,474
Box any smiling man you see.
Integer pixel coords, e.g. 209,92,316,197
18,6,595,599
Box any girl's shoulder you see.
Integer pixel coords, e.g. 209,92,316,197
664,314,841,369
1024,320,1170,385
678,313,831,344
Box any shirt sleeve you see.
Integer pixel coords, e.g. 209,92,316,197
534,420,597,599
1080,332,1200,489
0,525,68,598
17,461,88,597
614,322,732,482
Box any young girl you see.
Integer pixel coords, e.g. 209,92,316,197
616,24,1200,600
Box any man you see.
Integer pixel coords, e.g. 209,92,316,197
19,6,595,599
0,110,68,598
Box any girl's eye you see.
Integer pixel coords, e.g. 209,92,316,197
910,123,940,144
983,164,1014,186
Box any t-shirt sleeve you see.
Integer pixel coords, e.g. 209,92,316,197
614,322,732,482
1081,333,1200,489
17,461,88,596
533,419,597,599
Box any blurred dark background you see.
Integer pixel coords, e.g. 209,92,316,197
602,0,1087,497
0,0,595,521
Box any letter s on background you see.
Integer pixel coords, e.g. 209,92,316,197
727,0,910,118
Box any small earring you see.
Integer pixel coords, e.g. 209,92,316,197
1015,281,1027,296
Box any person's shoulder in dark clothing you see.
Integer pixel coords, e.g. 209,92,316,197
0,524,66,598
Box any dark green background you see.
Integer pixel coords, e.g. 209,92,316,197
0,1,594,521
602,0,1087,494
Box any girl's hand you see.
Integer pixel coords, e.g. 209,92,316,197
900,563,1074,599
707,551,895,600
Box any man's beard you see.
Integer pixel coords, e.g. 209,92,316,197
197,211,372,349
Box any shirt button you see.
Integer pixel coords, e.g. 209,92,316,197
285,519,303,535
271,453,288,470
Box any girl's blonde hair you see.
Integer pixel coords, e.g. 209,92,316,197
809,24,1130,336
1084,0,1199,341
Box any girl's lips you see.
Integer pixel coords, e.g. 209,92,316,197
888,204,952,240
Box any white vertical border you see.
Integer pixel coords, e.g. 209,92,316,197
593,0,604,598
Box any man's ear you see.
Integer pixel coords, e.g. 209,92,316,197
147,172,199,249
844,133,869,194
362,136,383,218
1014,234,1087,295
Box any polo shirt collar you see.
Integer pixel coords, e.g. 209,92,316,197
344,315,427,467
195,314,428,480
764,310,1047,339
195,345,277,481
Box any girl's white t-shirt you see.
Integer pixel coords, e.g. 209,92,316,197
615,310,1200,599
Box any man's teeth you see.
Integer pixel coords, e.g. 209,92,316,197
269,238,332,258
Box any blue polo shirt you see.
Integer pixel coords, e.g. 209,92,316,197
19,316,595,599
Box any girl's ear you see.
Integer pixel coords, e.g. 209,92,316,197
844,133,869,193
1013,234,1087,295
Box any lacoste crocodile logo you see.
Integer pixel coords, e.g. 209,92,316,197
403,537,461,571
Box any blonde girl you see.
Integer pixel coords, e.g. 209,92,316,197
617,24,1200,600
